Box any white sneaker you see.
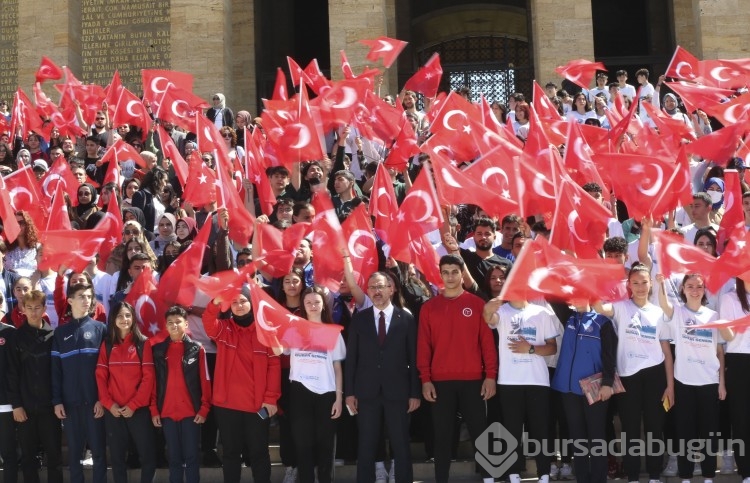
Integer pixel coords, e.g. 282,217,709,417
550,463,559,480
388,460,395,482
509,474,522,483
539,475,550,483
742,478,750,483
663,455,678,476
334,459,345,467
375,463,388,483
721,452,736,474
648,480,663,483
81,450,93,467
559,463,573,480
282,466,297,483
694,462,701,475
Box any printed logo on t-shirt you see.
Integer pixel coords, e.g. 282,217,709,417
508,317,537,339
129,345,136,354
683,317,713,342
626,312,656,339
462,308,473,317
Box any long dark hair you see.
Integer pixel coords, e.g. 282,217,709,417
737,278,750,314
276,267,307,309
107,301,147,346
299,286,332,323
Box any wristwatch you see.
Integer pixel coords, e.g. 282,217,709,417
528,345,535,354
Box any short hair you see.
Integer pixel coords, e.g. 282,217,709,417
514,102,530,118
693,228,717,247
129,252,151,264
511,231,526,245
616,69,628,77
66,283,94,309
603,236,628,255
456,86,471,97
582,182,602,194
266,166,289,177
545,82,558,89
501,214,523,227
474,217,496,232
439,254,465,270
0,240,7,254
293,201,313,217
85,135,100,145
236,247,252,262
693,192,712,206
165,305,189,320
635,68,649,79
22,290,46,306
530,221,550,237
511,93,525,102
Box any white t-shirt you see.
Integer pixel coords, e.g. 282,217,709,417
618,84,637,102
666,304,720,385
611,300,668,376
681,223,719,245
38,273,58,328
490,303,560,386
589,87,611,103
718,291,750,354
288,333,346,394
566,110,597,124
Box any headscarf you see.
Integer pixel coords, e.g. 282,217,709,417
236,111,252,126
75,183,99,218
663,93,679,115
703,177,725,210
176,216,198,243
213,93,226,109
15,149,31,167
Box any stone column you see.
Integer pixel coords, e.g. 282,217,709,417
328,0,398,95
692,0,750,59
230,0,256,116
528,0,595,86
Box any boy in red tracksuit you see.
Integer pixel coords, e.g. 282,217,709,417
151,306,211,483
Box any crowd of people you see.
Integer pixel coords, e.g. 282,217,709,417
0,50,749,483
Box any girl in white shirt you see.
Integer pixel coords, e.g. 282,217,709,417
566,92,597,124
595,263,673,483
658,272,729,482
284,286,345,483
718,279,750,482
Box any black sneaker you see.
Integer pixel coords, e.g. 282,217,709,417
202,449,223,468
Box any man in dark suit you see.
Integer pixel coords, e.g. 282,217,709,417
345,272,420,483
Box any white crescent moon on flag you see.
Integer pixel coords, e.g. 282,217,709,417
171,100,189,118
675,62,694,79
404,190,434,223
440,168,463,189
374,187,392,217
567,210,588,243
290,125,311,149
636,165,664,197
481,167,509,188
722,104,749,125
332,87,357,109
8,187,32,207
376,39,394,52
255,300,279,332
532,173,556,199
710,66,731,83
666,244,693,265
150,77,171,96
347,229,374,259
135,295,157,325
42,174,64,197
442,110,465,131
126,100,141,118
528,267,552,293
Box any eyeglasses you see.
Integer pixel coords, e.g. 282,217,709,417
123,229,139,235
222,134,232,139
95,117,105,120
367,285,391,291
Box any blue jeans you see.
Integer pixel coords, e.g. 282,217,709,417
162,417,201,483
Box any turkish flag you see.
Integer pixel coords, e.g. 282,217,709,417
655,230,716,279
359,89,403,145
685,120,749,165
113,88,150,140
45,183,72,232
124,265,166,337
341,204,378,291
215,151,255,245
38,217,114,273
286,56,312,87
244,127,276,216
499,236,626,303
665,46,702,82
103,70,124,113
700,314,750,334
141,69,194,110
10,88,44,140
189,264,257,312
429,150,518,220
40,156,81,204
514,150,559,218
666,81,735,115
249,280,343,352
182,152,218,207
703,93,750,128
273,67,288,101
33,83,58,120
404,53,443,98
408,232,444,289
383,119,420,170
156,124,188,187
554,59,606,90
96,195,124,271
59,84,105,126
387,167,443,258
640,102,696,143
264,88,325,164
154,84,206,132
479,94,503,134
0,176,21,243
533,80,564,120
465,148,520,205
310,192,347,292
255,222,311,278
314,78,370,129
549,176,610,259
360,36,407,68
5,166,48,228
340,50,355,79
369,162,398,243
707,226,750,293
99,140,136,188
45,103,86,140
562,122,609,200
157,218,211,307
302,59,331,96
699,59,750,91
717,170,745,252
35,56,64,83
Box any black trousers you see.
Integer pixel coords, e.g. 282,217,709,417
356,397,412,483
561,392,608,483
14,406,63,483
617,363,667,481
289,381,337,483
674,380,719,479
498,385,551,477
104,407,156,483
278,367,297,467
214,406,271,483
63,402,106,483
726,353,750,478
200,352,218,454
430,380,490,482
0,411,18,483
548,368,571,463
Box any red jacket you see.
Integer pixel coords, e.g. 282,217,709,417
54,275,107,324
3,308,50,329
95,334,154,410
202,302,281,412
417,291,498,383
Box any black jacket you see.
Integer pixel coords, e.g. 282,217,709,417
152,335,203,413
0,323,15,405
6,321,55,410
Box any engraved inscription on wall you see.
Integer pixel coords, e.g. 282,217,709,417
0,0,19,104
81,0,170,93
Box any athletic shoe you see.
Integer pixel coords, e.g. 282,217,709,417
509,474,522,483
375,464,388,483
721,452,736,474
388,460,395,482
663,455,678,476
282,466,298,483
559,463,573,480
550,463,559,480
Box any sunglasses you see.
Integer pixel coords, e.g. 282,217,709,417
123,229,139,235
213,97,220,100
